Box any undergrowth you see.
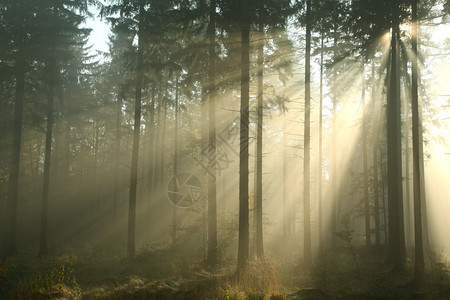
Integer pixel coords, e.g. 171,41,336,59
3,242,450,299
217,257,285,300
3,257,81,299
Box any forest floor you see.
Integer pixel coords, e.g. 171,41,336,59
1,240,450,299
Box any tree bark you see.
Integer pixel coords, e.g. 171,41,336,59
237,0,250,277
172,77,179,246
201,82,208,261
303,0,312,267
127,2,144,260
331,23,338,248
207,0,218,266
39,60,56,257
93,118,99,201
283,119,287,237
113,90,123,223
371,60,381,247
412,0,425,283
403,66,412,249
255,19,264,260
380,143,388,244
148,85,156,203
387,6,406,271
318,29,324,255
362,67,371,247
416,9,432,262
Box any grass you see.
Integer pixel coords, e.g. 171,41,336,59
0,255,81,299
2,240,450,299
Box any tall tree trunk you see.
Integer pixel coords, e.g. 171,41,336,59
154,83,163,197
331,24,338,248
283,119,287,237
39,60,56,257
387,7,406,271
318,29,324,255
371,60,381,247
5,55,25,256
201,82,208,261
252,136,258,256
93,118,99,201
412,0,425,283
148,86,155,198
419,105,432,258
403,64,412,249
362,67,371,247
127,2,144,260
172,78,179,246
113,91,123,223
207,0,218,266
147,85,156,204
404,105,413,249
158,86,168,238
255,19,264,260
160,89,168,189
303,0,312,267
416,11,432,261
237,0,250,277
380,143,388,244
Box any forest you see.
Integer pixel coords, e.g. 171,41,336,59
1,0,450,298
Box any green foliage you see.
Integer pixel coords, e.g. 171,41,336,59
333,213,353,244
333,212,361,276
218,285,246,300
21,258,81,298
429,249,450,287
217,284,283,300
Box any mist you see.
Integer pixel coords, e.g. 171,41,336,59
1,0,450,299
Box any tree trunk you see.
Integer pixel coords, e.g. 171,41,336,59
39,60,56,257
237,0,250,277
416,11,432,261
302,0,312,267
362,67,371,247
255,19,264,260
404,104,412,249
93,118,99,201
207,0,218,266
154,83,163,198
419,104,432,258
331,24,338,248
371,60,381,247
283,119,287,237
380,143,388,244
113,91,123,223
127,2,144,260
172,77,179,246
318,29,324,255
400,53,413,250
387,8,406,271
201,82,208,261
252,136,257,256
5,55,25,256
412,0,425,283
159,90,169,183
160,89,168,188
147,85,156,205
